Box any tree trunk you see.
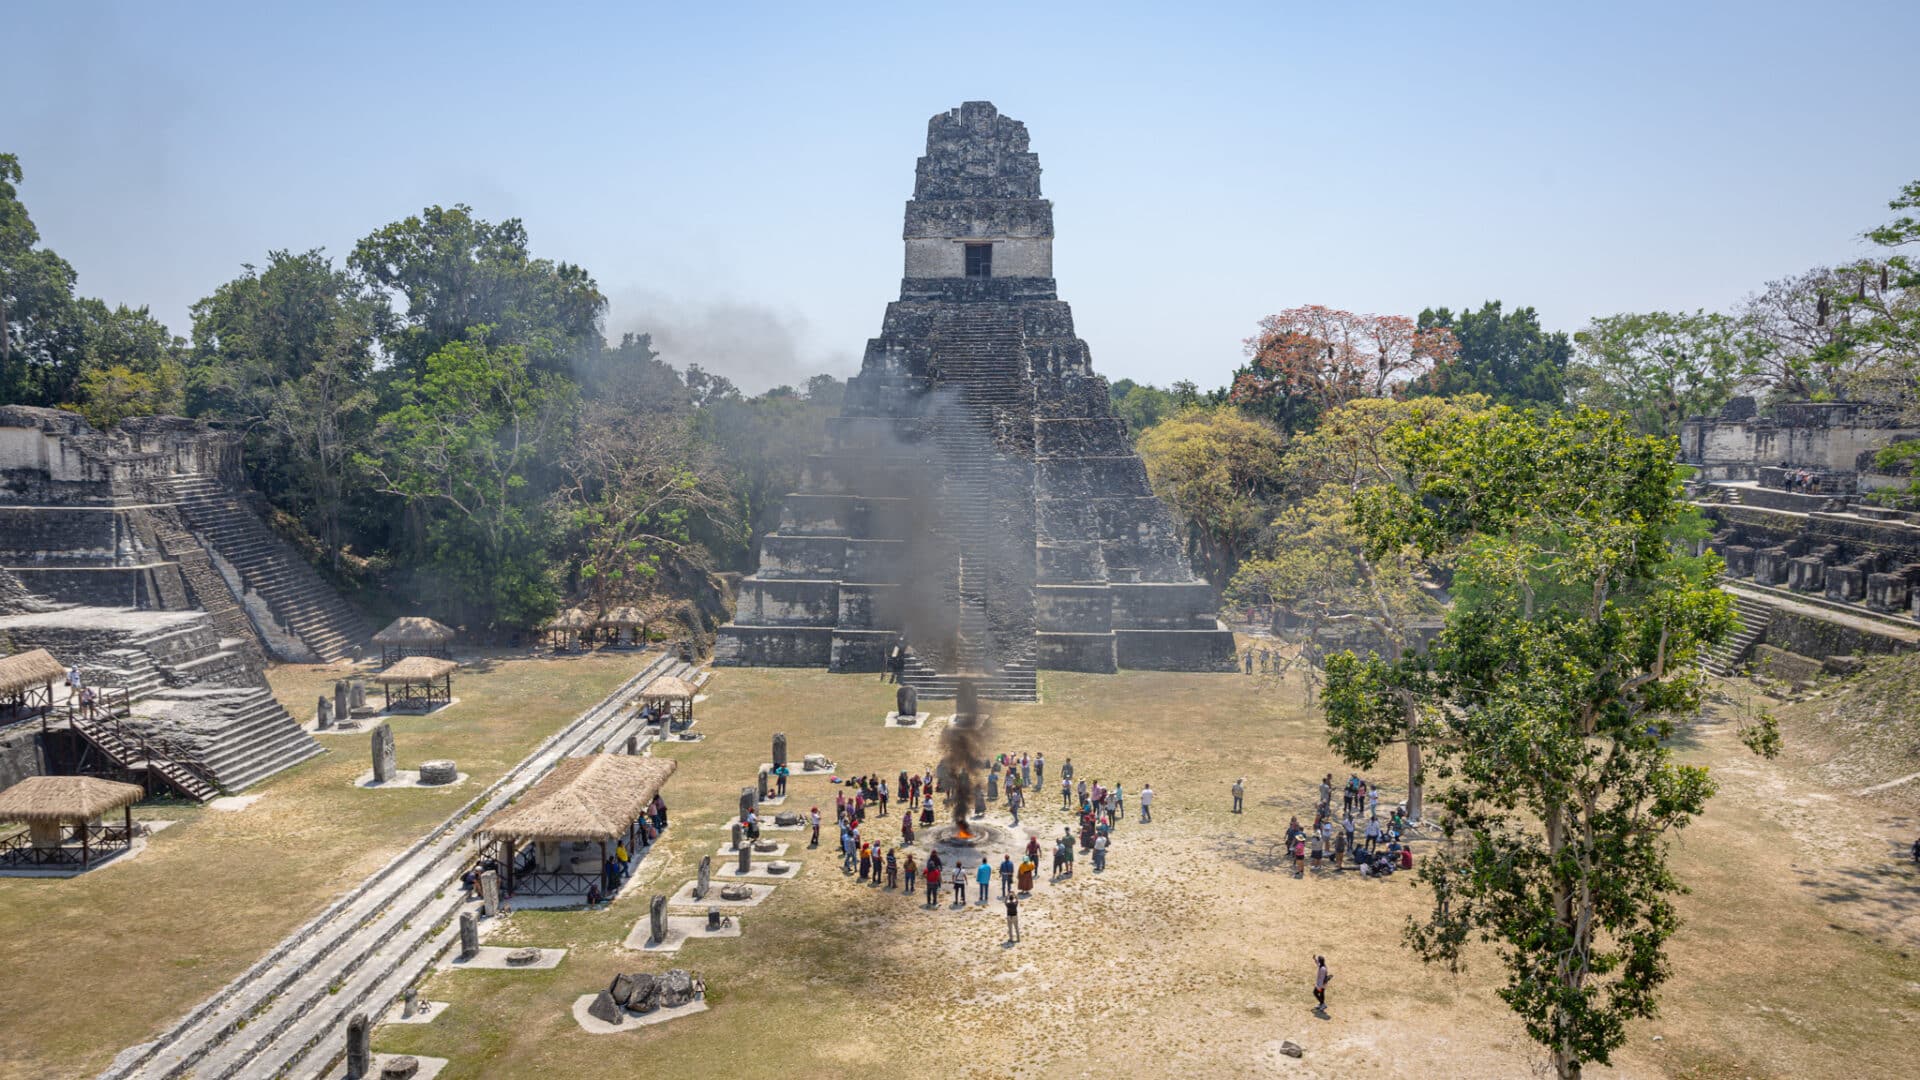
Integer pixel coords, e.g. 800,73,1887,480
1404,726,1423,821
1553,1046,1580,1080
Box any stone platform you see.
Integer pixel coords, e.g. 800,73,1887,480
571,993,708,1034
622,913,742,953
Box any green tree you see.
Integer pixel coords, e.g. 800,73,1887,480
1135,407,1290,584
1410,301,1570,408
189,250,381,564
1567,311,1754,435
1324,405,1765,1080
0,153,86,406
694,377,841,567
70,300,187,427
349,204,605,376
358,332,575,629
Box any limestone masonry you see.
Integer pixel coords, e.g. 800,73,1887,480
715,102,1236,695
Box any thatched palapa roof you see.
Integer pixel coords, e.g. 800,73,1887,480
597,605,647,628
372,617,456,645
372,656,459,684
546,607,595,631
636,675,696,700
482,754,677,843
0,775,144,824
0,649,66,695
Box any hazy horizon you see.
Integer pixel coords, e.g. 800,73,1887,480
12,1,1920,393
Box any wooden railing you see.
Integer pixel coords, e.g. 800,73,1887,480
0,822,141,866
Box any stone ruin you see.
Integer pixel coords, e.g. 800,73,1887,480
1683,397,1920,674
714,102,1235,698
604,968,697,1014
0,405,370,795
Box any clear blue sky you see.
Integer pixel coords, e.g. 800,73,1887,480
12,1,1920,392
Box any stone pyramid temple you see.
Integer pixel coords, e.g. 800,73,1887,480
714,102,1236,697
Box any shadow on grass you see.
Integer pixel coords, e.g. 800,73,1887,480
1792,862,1920,949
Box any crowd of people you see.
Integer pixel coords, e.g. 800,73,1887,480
755,749,1160,943
1263,772,1415,879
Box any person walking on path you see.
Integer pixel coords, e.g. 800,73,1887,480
1139,782,1154,823
1232,777,1245,813
976,858,991,904
1313,956,1332,1014
1005,895,1021,943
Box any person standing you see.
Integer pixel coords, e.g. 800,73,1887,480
1092,832,1108,872
1364,816,1381,854
1232,777,1245,814
903,852,918,895
1062,758,1074,789
809,808,821,848
976,858,991,904
1139,782,1154,823
1005,895,1021,943
901,812,915,847
925,863,940,907
1313,956,1332,1014
1020,753,1031,787
886,847,899,889
999,853,1015,899
1060,775,1072,810
953,862,969,906
988,768,999,804
1035,752,1045,788
1008,786,1023,826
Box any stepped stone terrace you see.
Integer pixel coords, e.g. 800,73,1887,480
714,102,1235,698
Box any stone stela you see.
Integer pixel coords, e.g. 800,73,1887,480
714,101,1237,693
370,724,396,783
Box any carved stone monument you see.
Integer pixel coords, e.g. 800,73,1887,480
896,683,918,717
625,734,639,755
317,695,332,729
504,947,541,966
802,753,831,771
345,1012,372,1078
401,987,418,1018
478,869,500,916
370,723,396,783
774,810,802,826
757,769,770,801
719,882,753,900
771,732,787,769
737,845,751,873
706,907,721,931
335,680,350,726
349,678,374,718
695,855,712,900
380,1057,419,1080
418,759,457,785
739,786,755,819
458,911,479,959
730,822,743,851
649,894,668,944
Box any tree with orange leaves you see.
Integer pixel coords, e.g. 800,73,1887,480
1230,306,1459,434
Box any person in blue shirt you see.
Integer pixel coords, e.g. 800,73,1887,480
976,858,992,903
999,854,1015,900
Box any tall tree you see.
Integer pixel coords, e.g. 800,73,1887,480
1410,301,1570,408
0,153,86,407
349,204,605,376
1230,305,1458,434
693,375,842,567
1325,405,1767,1080
1135,406,1290,584
1567,311,1754,435
357,332,575,629
189,250,381,564
70,300,187,427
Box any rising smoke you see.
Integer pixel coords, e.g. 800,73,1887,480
605,289,856,394
940,677,990,834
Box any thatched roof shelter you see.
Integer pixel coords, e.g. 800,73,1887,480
483,755,677,844
548,607,595,631
372,656,459,684
0,775,143,825
0,649,65,696
637,675,696,701
598,605,646,628
372,617,456,646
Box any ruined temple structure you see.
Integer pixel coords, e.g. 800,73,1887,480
0,406,371,794
715,103,1236,697
1682,398,1920,677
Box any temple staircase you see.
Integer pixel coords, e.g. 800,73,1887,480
900,304,1039,702
155,475,369,662
1703,591,1773,676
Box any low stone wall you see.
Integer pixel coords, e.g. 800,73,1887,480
1035,585,1112,633
1038,631,1117,672
1766,608,1913,660
731,580,839,627
712,625,833,666
1114,628,1237,671
1752,644,1823,688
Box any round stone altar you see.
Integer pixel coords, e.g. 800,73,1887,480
923,819,1033,865
418,760,458,785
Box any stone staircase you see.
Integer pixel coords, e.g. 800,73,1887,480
153,520,266,657
92,647,169,702
1703,591,1773,676
132,686,324,793
900,305,1040,702
156,475,369,662
70,713,221,803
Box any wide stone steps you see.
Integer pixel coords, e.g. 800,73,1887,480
1702,593,1773,676
101,653,679,1080
70,715,219,802
159,475,369,662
